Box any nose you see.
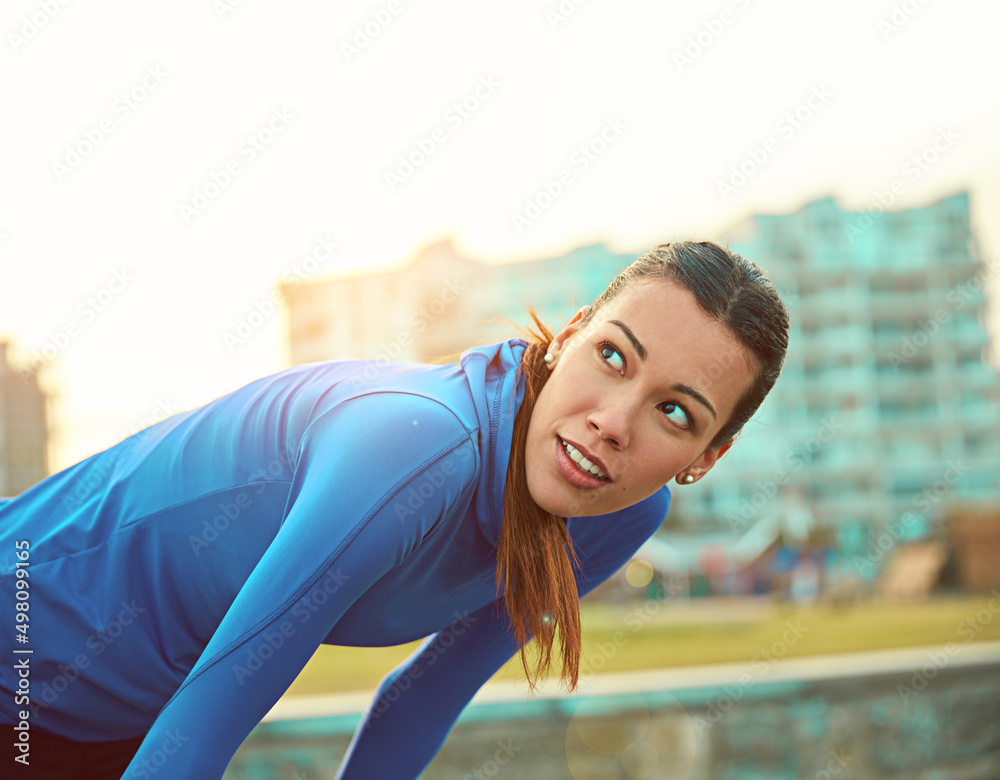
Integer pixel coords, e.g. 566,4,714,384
586,393,634,450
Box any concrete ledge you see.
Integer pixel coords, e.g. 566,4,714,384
231,641,1000,779
262,639,1000,723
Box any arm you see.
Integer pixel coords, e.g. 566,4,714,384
334,597,521,779
334,484,671,778
121,393,478,780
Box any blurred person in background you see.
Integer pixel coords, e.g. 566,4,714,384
0,241,788,779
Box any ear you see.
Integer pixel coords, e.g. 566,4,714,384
679,439,733,484
548,305,592,361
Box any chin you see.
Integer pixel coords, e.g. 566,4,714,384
527,480,610,519
525,439,615,518
526,476,571,518
525,480,559,517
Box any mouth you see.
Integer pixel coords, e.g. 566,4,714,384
555,434,612,488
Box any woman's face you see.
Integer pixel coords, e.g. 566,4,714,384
524,278,758,518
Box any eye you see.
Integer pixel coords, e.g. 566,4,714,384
598,341,625,373
599,339,695,433
660,402,692,430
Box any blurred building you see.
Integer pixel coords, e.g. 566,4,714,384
706,191,999,548
282,192,999,556
282,239,636,365
0,343,49,495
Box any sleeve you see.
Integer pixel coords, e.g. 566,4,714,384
332,484,671,779
120,393,478,780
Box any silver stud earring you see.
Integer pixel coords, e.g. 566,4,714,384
681,474,694,485
544,353,553,364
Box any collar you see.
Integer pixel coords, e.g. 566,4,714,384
459,337,529,547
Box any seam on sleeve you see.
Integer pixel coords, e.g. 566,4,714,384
295,390,477,471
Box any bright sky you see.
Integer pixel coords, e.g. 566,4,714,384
3,0,999,472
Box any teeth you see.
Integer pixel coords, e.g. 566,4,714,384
560,439,607,480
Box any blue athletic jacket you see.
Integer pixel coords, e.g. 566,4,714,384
0,337,670,779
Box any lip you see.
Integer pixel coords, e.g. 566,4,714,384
555,434,612,488
560,435,612,479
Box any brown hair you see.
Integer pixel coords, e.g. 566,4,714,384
495,307,582,694
494,240,789,693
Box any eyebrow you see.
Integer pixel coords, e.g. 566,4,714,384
609,319,647,361
609,318,718,420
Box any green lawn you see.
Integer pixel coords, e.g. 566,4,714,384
285,593,1000,697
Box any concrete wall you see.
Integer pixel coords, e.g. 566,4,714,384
223,642,1000,780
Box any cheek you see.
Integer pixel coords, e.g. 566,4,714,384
533,378,570,430
524,404,554,474
551,374,597,417
631,444,680,484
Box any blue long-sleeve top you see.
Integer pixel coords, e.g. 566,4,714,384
0,337,670,779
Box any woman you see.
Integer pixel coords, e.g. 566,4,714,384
0,241,788,779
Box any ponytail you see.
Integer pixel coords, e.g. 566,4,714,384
495,306,583,693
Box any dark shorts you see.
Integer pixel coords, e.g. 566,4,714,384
5,726,146,779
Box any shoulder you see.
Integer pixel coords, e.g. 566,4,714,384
295,356,483,438
621,484,672,535
575,485,670,540
569,485,671,591
305,389,476,442
298,391,480,484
